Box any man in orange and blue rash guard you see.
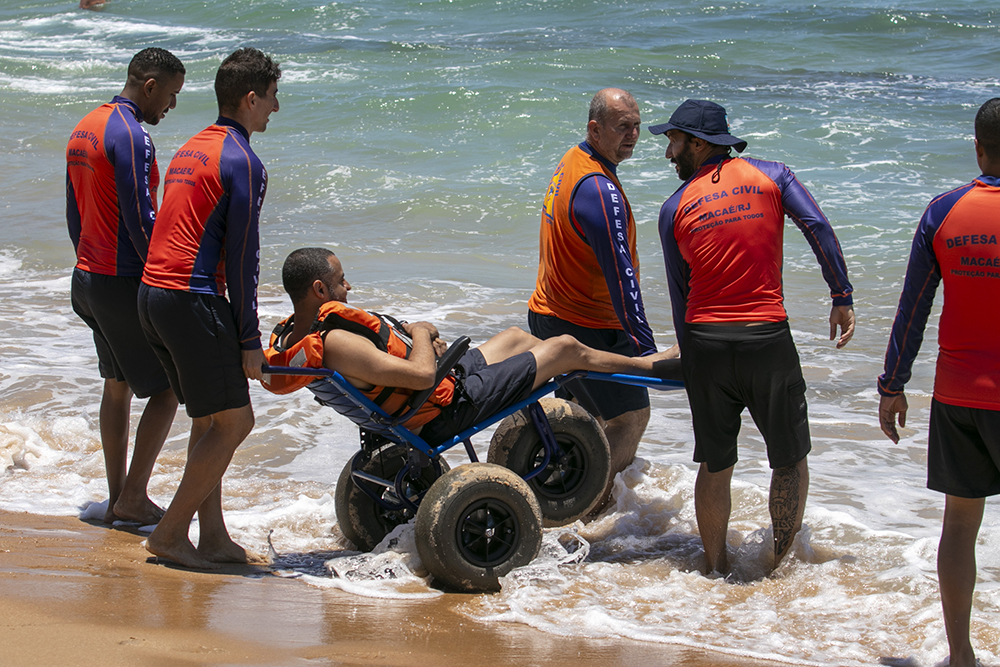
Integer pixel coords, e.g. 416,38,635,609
878,99,1000,667
529,88,666,510
652,99,855,575
138,47,280,571
66,47,184,526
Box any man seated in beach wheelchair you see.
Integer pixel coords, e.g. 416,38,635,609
260,247,681,592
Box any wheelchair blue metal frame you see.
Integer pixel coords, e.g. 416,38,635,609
262,363,684,518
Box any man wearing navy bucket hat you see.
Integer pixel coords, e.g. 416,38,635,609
651,99,856,575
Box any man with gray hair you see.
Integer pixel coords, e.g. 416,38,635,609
528,88,664,513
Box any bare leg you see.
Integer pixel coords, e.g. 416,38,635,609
113,388,178,525
695,462,734,575
476,327,540,364
769,457,809,570
528,334,677,387
938,494,985,667
195,480,250,563
99,379,133,523
588,406,650,514
144,405,254,569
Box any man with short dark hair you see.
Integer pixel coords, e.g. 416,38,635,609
878,98,1000,667
138,47,280,569
529,88,662,512
265,248,678,447
651,99,855,574
66,47,185,525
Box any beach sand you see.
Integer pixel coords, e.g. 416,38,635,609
0,509,787,667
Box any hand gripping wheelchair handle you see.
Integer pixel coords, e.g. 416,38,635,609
394,335,471,424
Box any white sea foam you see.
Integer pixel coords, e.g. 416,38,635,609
4,1,1000,663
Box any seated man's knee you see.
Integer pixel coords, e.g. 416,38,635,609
552,333,584,356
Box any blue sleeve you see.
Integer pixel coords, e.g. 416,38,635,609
658,191,691,347
570,174,657,355
221,135,266,351
107,106,156,261
752,159,854,306
877,187,971,396
67,174,81,252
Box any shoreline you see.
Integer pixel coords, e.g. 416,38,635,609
0,509,787,667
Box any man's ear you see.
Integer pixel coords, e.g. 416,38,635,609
587,118,600,140
311,278,327,299
142,77,157,98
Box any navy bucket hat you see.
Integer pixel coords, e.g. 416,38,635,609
648,99,747,153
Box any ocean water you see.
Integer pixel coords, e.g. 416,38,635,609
1,0,999,664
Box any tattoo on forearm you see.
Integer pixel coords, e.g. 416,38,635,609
770,465,801,558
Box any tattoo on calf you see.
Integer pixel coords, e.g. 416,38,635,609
770,465,801,558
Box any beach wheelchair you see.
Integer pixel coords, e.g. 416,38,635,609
264,337,683,593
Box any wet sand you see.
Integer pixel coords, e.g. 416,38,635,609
0,509,791,667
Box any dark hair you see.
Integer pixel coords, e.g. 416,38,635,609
975,98,1000,160
283,247,335,303
127,48,185,82
588,88,637,125
215,47,282,114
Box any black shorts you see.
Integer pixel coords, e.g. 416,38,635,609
928,399,1000,498
137,283,250,419
70,268,169,398
527,310,649,420
419,348,537,446
682,321,810,473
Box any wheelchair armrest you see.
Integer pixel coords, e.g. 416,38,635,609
394,335,471,424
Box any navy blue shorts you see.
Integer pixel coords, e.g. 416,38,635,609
70,268,169,398
419,348,537,446
682,321,810,473
527,310,649,420
928,399,1000,498
137,283,249,419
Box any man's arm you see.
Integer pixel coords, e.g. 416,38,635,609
571,175,657,355
322,322,440,391
221,133,267,353
67,174,82,252
758,160,854,310
109,105,157,260
657,194,691,348
878,206,943,398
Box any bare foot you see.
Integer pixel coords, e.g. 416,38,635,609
113,496,165,526
197,536,250,564
243,549,269,565
103,504,119,524
145,531,219,570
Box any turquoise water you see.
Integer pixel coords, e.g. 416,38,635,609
1,1,999,664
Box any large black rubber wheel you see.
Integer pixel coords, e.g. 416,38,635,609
415,463,542,593
487,397,610,527
335,442,448,551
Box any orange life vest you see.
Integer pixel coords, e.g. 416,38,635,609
262,301,455,428
528,143,639,329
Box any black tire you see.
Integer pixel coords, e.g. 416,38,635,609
487,397,610,526
415,463,542,593
335,442,448,551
